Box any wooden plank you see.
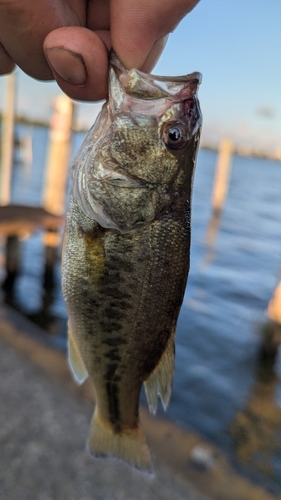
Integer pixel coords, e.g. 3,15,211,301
0,204,64,236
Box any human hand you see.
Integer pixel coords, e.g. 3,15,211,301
0,0,199,101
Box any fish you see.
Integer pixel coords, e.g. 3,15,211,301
62,52,202,472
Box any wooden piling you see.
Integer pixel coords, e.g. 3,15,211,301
257,280,281,366
0,72,16,206
2,235,21,297
42,95,74,290
202,139,233,265
266,281,281,325
0,72,18,298
43,95,74,215
211,139,233,215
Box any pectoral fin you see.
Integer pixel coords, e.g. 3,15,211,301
144,334,175,414
68,323,88,385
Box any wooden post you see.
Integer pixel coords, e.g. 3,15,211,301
0,72,19,300
0,72,16,206
2,235,21,300
42,95,74,290
267,281,281,324
257,280,281,366
43,95,74,215
211,139,233,215
202,140,233,265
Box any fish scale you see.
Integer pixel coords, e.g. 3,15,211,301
62,52,202,471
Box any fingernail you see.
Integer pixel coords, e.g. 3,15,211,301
46,48,87,86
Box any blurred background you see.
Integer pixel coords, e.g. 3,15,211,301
0,0,281,497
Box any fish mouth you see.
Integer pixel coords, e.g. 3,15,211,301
110,50,202,101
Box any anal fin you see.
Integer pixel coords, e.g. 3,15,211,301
144,333,175,414
67,322,88,385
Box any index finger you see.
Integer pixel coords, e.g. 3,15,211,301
110,0,200,71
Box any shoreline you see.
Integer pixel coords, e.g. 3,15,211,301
9,117,281,161
0,301,278,500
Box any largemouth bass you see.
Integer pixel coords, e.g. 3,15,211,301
62,52,202,471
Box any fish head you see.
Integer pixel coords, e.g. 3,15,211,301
72,52,202,233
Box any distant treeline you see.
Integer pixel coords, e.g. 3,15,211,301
0,113,48,128
0,113,88,132
0,114,279,160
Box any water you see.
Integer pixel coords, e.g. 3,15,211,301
5,124,281,494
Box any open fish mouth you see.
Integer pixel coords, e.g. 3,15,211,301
110,50,201,100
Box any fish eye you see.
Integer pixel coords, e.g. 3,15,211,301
169,127,181,141
162,122,188,150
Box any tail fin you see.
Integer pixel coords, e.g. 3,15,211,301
87,409,152,473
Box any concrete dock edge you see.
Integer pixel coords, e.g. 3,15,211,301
0,302,278,500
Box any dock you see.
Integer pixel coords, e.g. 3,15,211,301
0,301,277,500
0,205,63,237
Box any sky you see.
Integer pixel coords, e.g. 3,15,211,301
0,0,280,153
